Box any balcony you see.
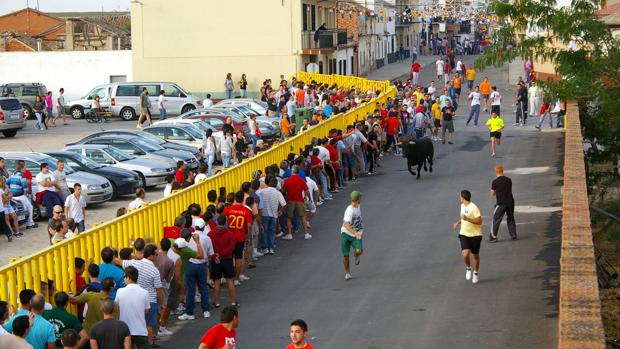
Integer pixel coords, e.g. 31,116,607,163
301,29,349,54
396,15,415,26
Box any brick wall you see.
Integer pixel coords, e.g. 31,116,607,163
559,103,606,349
336,11,359,42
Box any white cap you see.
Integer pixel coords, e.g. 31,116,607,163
194,220,206,231
174,238,188,249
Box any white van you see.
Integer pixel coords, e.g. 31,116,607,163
67,82,201,121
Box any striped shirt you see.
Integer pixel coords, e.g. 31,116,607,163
122,259,162,303
256,187,286,218
7,172,27,196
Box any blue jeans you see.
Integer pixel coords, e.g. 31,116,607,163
76,220,85,233
467,104,481,125
34,112,43,130
249,135,259,149
240,89,247,98
184,262,210,315
319,172,331,199
225,90,233,99
159,109,166,120
337,167,344,187
260,216,276,250
206,153,215,176
46,108,53,121
222,153,231,168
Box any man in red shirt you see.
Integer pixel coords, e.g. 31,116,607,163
174,161,186,185
382,111,401,155
223,191,253,286
285,319,315,349
198,306,238,349
208,215,238,307
281,165,311,240
411,60,422,85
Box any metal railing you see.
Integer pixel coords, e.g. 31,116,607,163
0,72,395,312
301,29,348,50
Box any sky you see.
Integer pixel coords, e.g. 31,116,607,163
0,0,130,15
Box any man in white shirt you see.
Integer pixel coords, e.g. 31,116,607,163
490,86,502,116
128,188,146,211
64,183,86,233
55,87,68,126
115,266,150,349
466,86,482,126
528,81,542,120
35,162,62,219
202,94,213,108
158,89,166,121
456,59,464,74
427,81,437,100
436,57,445,81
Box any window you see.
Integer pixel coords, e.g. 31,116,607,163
144,127,166,138
163,84,185,98
85,149,112,164
111,141,139,154
89,87,107,99
311,5,316,31
0,98,22,111
140,85,159,97
168,128,190,141
3,159,16,172
24,161,42,176
63,157,83,170
204,118,224,128
303,4,308,31
22,86,40,97
115,85,138,97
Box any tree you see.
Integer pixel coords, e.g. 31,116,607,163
476,0,620,171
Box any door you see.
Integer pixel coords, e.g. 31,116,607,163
167,127,195,147
162,84,186,115
142,127,167,141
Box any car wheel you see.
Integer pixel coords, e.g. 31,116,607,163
181,104,196,114
120,107,136,121
110,182,118,200
136,172,146,188
2,130,17,138
23,105,33,120
70,106,84,119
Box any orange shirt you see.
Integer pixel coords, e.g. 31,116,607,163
453,76,462,89
295,89,305,105
281,114,290,135
480,81,491,95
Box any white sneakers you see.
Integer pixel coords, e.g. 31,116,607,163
253,249,264,257
177,313,195,321
345,273,352,281
472,272,479,284
240,274,250,281
465,268,472,280
281,234,293,240
203,311,211,318
304,233,313,240
157,327,173,336
233,280,241,286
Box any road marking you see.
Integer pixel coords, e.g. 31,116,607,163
515,205,562,213
505,166,553,175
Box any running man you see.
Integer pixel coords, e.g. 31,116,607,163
285,319,316,349
341,191,364,281
453,190,483,284
486,112,505,157
490,165,517,242
489,86,501,116
479,77,492,112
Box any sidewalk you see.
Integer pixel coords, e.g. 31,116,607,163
363,55,436,81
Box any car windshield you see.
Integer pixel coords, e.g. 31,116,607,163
133,138,163,152
210,108,246,122
73,153,103,169
255,101,268,109
137,131,166,145
106,146,134,161
41,157,75,174
183,124,207,138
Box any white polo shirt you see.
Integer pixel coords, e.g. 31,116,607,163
64,193,86,223
115,283,150,336
188,229,214,265
35,171,57,192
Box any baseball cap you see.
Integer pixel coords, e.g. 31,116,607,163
173,238,188,249
194,220,206,231
350,191,363,201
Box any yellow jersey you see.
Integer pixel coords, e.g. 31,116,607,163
432,103,441,120
466,69,476,81
486,116,505,132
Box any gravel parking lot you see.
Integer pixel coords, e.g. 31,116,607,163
0,118,168,266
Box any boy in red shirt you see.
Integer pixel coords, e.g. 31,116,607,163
223,191,253,286
208,215,238,307
198,306,238,349
285,319,315,349
174,161,186,185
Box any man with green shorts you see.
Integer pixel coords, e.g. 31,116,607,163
341,191,364,281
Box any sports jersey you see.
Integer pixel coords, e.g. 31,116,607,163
224,204,253,243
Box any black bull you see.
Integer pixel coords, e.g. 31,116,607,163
404,137,434,179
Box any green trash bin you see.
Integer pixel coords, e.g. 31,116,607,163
294,107,313,133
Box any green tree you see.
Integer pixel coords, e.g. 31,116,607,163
476,0,620,169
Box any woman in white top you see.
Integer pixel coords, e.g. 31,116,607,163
466,86,482,126
203,129,217,176
220,130,235,168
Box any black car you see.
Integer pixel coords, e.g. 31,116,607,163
65,129,202,160
46,150,141,199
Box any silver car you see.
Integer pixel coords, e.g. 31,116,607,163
0,97,26,138
215,98,268,115
66,82,201,120
63,144,175,188
147,119,224,148
0,152,114,218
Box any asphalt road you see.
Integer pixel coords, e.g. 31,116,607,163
157,61,563,348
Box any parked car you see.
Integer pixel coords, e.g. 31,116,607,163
179,112,249,136
45,151,142,199
145,120,223,149
63,144,175,188
0,152,114,219
209,105,280,142
0,97,26,138
9,198,28,226
0,82,47,119
66,82,200,120
215,98,268,115
66,129,202,160
72,135,199,170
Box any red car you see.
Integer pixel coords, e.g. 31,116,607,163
181,113,250,137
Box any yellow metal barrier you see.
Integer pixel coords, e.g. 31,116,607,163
0,72,396,311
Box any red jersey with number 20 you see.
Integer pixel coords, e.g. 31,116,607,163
224,204,253,243
200,323,236,349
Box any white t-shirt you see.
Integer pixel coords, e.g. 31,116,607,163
57,94,65,107
247,118,257,133
64,194,86,223
436,60,444,74
305,177,318,202
35,171,57,192
194,173,208,183
163,184,173,197
158,95,166,110
203,138,216,157
115,283,150,336
128,198,145,210
315,146,330,162
202,98,213,108
427,86,436,98
490,91,501,106
341,204,363,237
188,230,214,264
528,86,541,100
456,60,464,71
469,92,481,106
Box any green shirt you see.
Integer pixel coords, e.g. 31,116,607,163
43,307,82,347
76,292,118,333
178,247,197,281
